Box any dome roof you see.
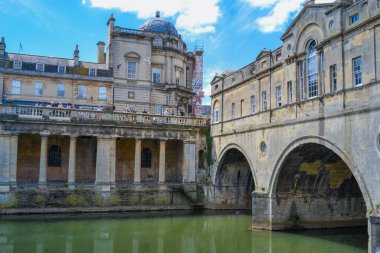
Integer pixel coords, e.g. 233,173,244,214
139,11,178,37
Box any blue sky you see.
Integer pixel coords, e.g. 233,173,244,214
0,0,331,104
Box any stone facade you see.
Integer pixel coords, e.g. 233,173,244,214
210,0,380,252
0,13,209,207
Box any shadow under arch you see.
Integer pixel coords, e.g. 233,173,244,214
214,143,257,187
206,144,256,208
268,136,373,224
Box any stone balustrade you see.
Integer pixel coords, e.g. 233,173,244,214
0,105,209,127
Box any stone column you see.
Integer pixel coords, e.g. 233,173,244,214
252,192,273,230
158,139,166,184
9,135,18,187
109,138,116,186
0,134,11,192
182,141,196,183
134,139,141,183
38,134,49,186
370,216,380,253
67,136,77,189
95,137,113,192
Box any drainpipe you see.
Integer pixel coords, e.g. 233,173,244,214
341,9,346,109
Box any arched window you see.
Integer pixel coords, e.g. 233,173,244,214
48,145,61,167
306,40,318,98
213,100,220,123
141,148,152,168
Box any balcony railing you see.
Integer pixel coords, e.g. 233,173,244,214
0,105,209,127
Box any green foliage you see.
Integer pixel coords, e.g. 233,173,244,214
94,194,105,207
64,194,89,207
34,194,46,207
110,194,121,206
155,194,168,205
200,126,213,165
0,194,18,208
128,194,139,205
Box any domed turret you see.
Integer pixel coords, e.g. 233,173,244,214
139,11,178,37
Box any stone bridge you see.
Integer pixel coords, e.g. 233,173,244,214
208,83,380,250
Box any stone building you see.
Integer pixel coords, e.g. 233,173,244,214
0,12,208,205
209,0,380,251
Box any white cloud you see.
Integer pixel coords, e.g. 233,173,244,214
242,0,335,33
85,0,221,35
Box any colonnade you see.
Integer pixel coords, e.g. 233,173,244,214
0,133,197,192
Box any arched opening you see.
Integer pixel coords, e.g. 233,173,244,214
306,39,318,98
213,100,220,123
206,148,254,208
272,143,367,230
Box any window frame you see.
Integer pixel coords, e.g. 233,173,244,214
78,84,87,99
57,83,65,97
13,60,22,70
330,64,337,92
58,65,66,74
306,40,318,98
213,108,220,123
98,86,107,101
89,68,97,76
152,67,161,83
48,145,61,167
287,81,293,104
299,60,305,100
127,61,137,79
11,80,21,95
250,95,255,114
36,63,45,72
262,91,267,112
231,102,236,119
141,148,152,168
350,13,359,25
275,85,282,108
353,56,362,87
34,82,43,96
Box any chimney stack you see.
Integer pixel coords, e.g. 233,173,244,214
0,37,6,58
73,44,79,66
97,41,106,64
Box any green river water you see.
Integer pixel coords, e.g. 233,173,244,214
0,212,368,253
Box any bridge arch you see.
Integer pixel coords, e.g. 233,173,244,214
268,135,371,229
269,135,372,209
206,144,255,208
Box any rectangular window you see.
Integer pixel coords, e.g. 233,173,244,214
152,67,161,83
34,82,43,96
58,65,66,74
98,87,107,100
128,91,135,99
89,68,97,76
353,57,362,87
250,95,255,114
13,60,22,70
156,105,163,114
78,84,86,99
127,61,137,79
262,91,267,111
214,109,220,123
276,86,282,108
231,102,236,119
330,64,337,92
350,13,359,24
36,63,45,72
287,81,293,104
12,80,21,94
261,60,267,68
57,83,65,97
176,70,182,85
276,52,282,62
299,61,305,100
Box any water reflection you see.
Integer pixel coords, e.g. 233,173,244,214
0,214,367,253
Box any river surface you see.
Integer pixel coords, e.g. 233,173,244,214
0,212,367,253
